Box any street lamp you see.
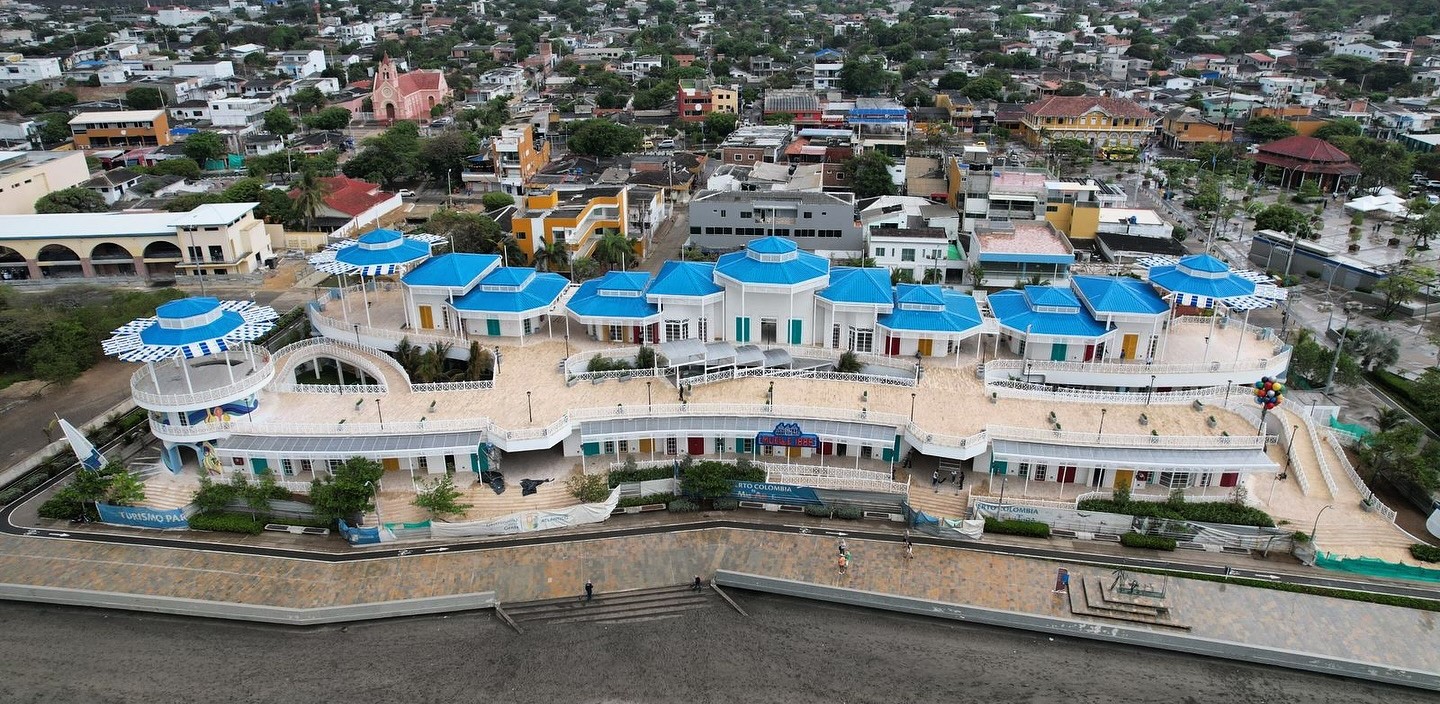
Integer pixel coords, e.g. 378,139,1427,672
998,476,1008,506
910,392,917,421
1098,408,1107,438
365,479,383,528
526,390,533,423
1286,424,1299,473
374,398,383,428
1225,379,1232,406
1145,374,1156,405
353,323,361,345
1310,504,1334,545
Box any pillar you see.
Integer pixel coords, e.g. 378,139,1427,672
161,443,183,473
133,256,149,279
80,257,96,278
25,259,41,280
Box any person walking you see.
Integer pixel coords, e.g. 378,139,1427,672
931,470,939,488
837,554,848,576
957,471,965,490
584,580,594,602
691,575,703,591
904,542,914,560
838,539,848,556
950,469,958,486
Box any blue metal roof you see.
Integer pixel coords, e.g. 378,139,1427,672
989,288,1110,338
1147,254,1256,300
817,267,893,306
714,236,829,286
334,232,432,268
481,266,537,288
142,298,247,347
878,286,983,334
647,261,723,298
356,228,403,245
401,253,501,288
452,271,568,314
156,297,221,320
1072,276,1169,315
566,272,659,320
1023,285,1082,310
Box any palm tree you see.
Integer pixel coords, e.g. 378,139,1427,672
416,341,453,382
482,231,525,266
532,238,571,273
592,231,633,270
395,336,422,378
1375,407,1407,433
569,256,599,281
291,169,327,230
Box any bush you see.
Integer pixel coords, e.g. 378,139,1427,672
711,498,739,510
37,490,86,520
188,511,266,534
565,472,612,503
1411,544,1440,563
1076,498,1274,527
667,499,699,513
635,345,656,370
833,505,863,520
608,466,674,485
835,351,862,374
0,487,22,505
983,517,1051,538
1120,532,1178,551
804,505,830,517
617,492,675,508
586,353,631,372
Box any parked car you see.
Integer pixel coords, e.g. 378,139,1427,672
658,139,676,149
396,189,416,197
642,139,655,150
1427,180,1440,190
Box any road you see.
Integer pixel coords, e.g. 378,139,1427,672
0,594,1422,703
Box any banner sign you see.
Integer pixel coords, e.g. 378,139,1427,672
971,501,1135,534
96,503,190,529
755,422,819,449
727,481,822,505
337,519,382,545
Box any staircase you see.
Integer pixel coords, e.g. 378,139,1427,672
906,485,971,520
137,472,202,510
1067,576,1190,631
500,585,714,627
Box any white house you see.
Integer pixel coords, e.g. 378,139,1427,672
155,7,211,26
2,54,62,82
171,61,235,80
277,50,326,79
209,98,271,128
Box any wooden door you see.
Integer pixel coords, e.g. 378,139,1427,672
1121,334,1138,360
638,438,653,453
418,305,434,330
1050,342,1067,361
886,335,901,355
917,338,933,356
687,437,705,455
382,458,400,471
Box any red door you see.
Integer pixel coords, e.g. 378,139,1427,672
1058,466,1077,483
821,441,833,456
1220,472,1238,487
687,437,705,455
886,336,900,355
633,326,643,343
1084,345,1095,361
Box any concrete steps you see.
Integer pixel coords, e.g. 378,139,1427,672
502,585,714,626
906,486,970,520
1280,410,1329,500
138,475,201,510
1067,576,1191,631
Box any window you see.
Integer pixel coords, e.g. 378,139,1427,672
803,211,812,219
186,246,203,263
900,248,916,262
874,247,885,257
664,319,689,340
208,245,224,262
618,440,629,453
603,441,615,455
848,326,873,353
1018,462,1030,479
281,459,294,475
300,460,313,473
608,324,626,342
665,438,678,455
690,226,700,235
698,318,708,341
740,211,751,219
831,323,841,348
522,317,533,334
327,459,343,473
417,456,429,471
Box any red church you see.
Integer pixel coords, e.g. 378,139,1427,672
370,55,449,124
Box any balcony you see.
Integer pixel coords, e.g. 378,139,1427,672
130,343,275,412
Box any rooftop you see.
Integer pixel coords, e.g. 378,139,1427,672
975,221,1073,257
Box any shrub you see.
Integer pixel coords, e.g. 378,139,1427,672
667,499,699,513
635,345,656,370
1120,532,1177,551
835,351,863,374
586,353,631,372
1076,498,1274,527
804,505,830,517
37,490,86,520
834,505,863,520
188,511,266,534
711,498,739,510
0,488,22,505
617,492,675,508
1410,544,1440,563
608,465,674,485
983,517,1051,538
566,472,612,503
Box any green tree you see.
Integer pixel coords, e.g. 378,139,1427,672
1049,138,1093,177
1329,135,1413,190
412,475,472,520
1375,263,1437,317
192,475,238,513
1347,327,1400,371
342,121,422,184
419,129,479,184
532,237,571,273
289,169,328,230
1313,118,1363,142
465,340,493,381
291,86,327,113
567,119,643,158
1404,204,1440,250
304,106,352,131
565,472,611,503
263,107,296,138
34,187,107,214
1357,422,1437,497
937,72,969,90
481,191,515,210
569,256,600,280
105,470,147,507
309,456,385,523
703,111,739,141
839,56,890,95
592,231,634,269
1254,203,1312,237
183,131,228,166
37,113,71,145
1244,116,1298,143
149,158,202,179
124,87,164,110
844,151,897,199
426,209,503,255
1056,81,1087,96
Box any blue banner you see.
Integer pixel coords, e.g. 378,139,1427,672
96,503,190,529
727,481,822,505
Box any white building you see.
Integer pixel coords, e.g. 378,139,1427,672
171,61,235,80
209,98,271,128
1,54,61,82
338,22,377,44
1334,42,1413,66
277,50,326,79
813,49,844,92
154,6,212,26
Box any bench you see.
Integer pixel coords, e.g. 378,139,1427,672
264,523,331,536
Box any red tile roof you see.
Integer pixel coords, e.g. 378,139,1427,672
291,175,394,217
397,70,445,93
1023,95,1153,119
1254,135,1353,164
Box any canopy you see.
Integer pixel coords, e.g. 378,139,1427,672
310,228,446,276
102,297,278,363
1147,253,1258,305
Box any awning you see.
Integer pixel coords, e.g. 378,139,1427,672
990,439,1276,471
222,431,485,456
658,338,707,366
734,344,765,367
762,348,793,368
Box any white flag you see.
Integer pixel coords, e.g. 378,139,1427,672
59,418,106,472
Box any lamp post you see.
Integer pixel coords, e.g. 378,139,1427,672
1098,408,1107,438
1225,379,1232,406
1310,504,1334,545
646,381,652,408
374,398,383,428
1145,374,1156,405
564,332,571,359
998,476,1008,506
910,392,917,421
1287,424,1298,473
526,390,533,423
353,323,361,345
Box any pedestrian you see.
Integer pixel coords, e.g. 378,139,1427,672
905,542,914,560
957,471,965,489
838,539,847,556
931,470,939,487
584,580,594,601
692,575,703,591
950,469,958,486
837,554,848,575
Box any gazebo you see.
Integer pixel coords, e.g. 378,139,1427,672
1145,254,1283,362
1250,135,1362,193
102,296,279,394
311,228,446,326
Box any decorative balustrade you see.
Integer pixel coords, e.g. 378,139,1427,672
1324,432,1399,523
1295,410,1340,497
986,424,1264,450
987,380,1237,406
128,343,275,408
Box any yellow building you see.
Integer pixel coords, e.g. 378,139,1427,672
0,150,90,215
68,109,173,149
1018,96,1154,150
461,123,552,196
1158,107,1234,151
711,86,739,115
511,185,630,261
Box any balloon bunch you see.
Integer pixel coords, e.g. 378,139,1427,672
1253,376,1284,410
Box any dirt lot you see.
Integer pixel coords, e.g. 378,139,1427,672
0,358,135,471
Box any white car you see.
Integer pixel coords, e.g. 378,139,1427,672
396,189,416,198
658,139,676,149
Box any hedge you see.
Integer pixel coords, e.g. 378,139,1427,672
188,511,267,534
803,505,830,517
1411,544,1440,563
617,492,675,508
833,506,862,520
1120,532,1178,551
608,466,674,485
983,517,1051,538
667,499,699,513
1076,498,1274,528
711,498,739,510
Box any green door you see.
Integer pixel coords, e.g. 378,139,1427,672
990,458,1007,474
1050,343,1067,361
250,457,269,474
789,319,802,344
734,316,750,342
582,442,600,456
486,319,501,336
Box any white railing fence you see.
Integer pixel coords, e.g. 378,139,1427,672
129,344,275,407
1323,432,1399,523
986,424,1264,450
986,380,1239,406
1295,410,1340,497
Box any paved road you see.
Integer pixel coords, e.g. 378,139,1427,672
0,595,1423,704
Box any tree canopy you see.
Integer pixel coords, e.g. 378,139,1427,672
1244,116,1297,143
845,151,897,199
34,187,107,214
182,131,228,165
309,456,385,523
567,119,643,159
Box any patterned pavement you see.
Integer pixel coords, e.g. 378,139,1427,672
0,527,1434,673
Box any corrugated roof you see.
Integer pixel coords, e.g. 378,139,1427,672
452,271,568,313
1072,276,1169,316
714,236,829,286
989,288,1110,338
647,260,723,298
401,252,501,288
566,273,659,320
878,287,983,335
223,431,485,455
1022,95,1153,119
817,267,893,306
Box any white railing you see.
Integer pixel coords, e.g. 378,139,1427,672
683,365,916,388
271,337,411,390
764,464,893,482
128,344,275,408
310,307,467,351
272,336,496,394
569,366,666,383
268,383,389,395
1172,315,1291,356
1324,432,1399,523
986,424,1264,450
150,415,485,439
411,379,496,392
565,346,646,375
968,495,1076,511
986,355,1277,377
769,472,910,494
986,380,1237,405
1295,411,1340,497
906,425,987,450
1285,437,1312,496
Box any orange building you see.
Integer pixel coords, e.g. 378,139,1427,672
510,185,631,262
1158,107,1234,150
68,110,173,149
461,123,551,196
